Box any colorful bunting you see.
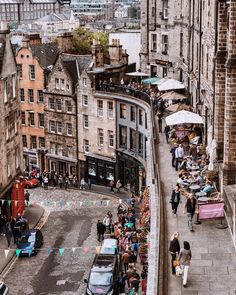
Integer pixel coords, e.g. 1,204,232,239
4,249,10,258
15,249,21,257
59,248,65,255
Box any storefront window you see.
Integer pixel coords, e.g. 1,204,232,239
106,165,114,181
88,160,96,176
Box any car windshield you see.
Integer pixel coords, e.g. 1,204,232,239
101,247,115,254
89,272,112,286
21,234,35,243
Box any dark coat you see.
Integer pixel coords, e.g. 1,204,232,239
97,222,106,234
185,197,197,214
169,238,180,254
171,190,180,204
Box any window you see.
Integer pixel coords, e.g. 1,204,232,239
22,135,27,148
98,128,104,146
38,90,43,103
57,122,62,134
56,98,62,111
15,148,19,169
20,89,25,101
83,114,89,128
67,123,72,136
5,117,9,140
108,130,114,147
145,112,148,129
29,65,35,80
29,112,35,126
130,128,136,150
120,103,126,119
163,0,168,19
38,113,44,127
130,106,136,122
83,78,87,87
12,74,16,98
119,125,127,147
7,154,10,177
66,101,72,113
162,34,168,54
49,98,55,110
3,79,7,103
151,34,157,51
28,89,34,103
108,101,113,118
49,120,56,133
138,132,144,156
83,95,88,106
97,100,103,117
55,78,60,89
39,137,45,148
163,67,168,77
18,64,22,79
21,111,26,125
180,32,183,57
30,136,37,149
13,110,17,134
60,79,65,90
139,109,143,125
84,139,89,153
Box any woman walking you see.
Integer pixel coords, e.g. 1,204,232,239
178,241,192,287
170,185,181,216
168,232,180,274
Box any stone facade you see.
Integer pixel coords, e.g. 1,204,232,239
0,27,23,200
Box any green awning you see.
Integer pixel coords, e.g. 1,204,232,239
141,77,161,84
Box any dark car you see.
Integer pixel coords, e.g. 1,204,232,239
0,281,9,294
16,229,43,256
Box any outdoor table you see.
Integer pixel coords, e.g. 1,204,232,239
195,191,207,199
189,184,200,193
198,196,209,202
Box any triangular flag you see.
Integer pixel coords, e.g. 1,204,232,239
60,200,64,209
119,199,122,204
79,201,83,207
1,200,5,206
106,200,110,206
93,201,97,205
72,247,76,254
15,249,21,257
83,246,90,254
8,200,11,206
59,248,64,255
48,247,52,254
28,249,32,256
4,249,10,258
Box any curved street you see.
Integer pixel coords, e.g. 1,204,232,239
3,187,118,295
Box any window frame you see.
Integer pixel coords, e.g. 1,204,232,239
83,114,89,128
98,128,104,146
66,123,72,136
38,113,44,128
29,65,35,80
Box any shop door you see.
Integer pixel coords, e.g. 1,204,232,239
97,162,105,185
59,162,66,175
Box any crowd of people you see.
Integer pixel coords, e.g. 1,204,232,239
97,193,148,294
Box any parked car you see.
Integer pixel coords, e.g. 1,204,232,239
16,229,43,256
84,254,119,295
100,239,119,255
0,281,9,294
24,177,38,188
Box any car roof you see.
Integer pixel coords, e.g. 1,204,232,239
101,239,118,247
91,266,113,272
22,229,39,236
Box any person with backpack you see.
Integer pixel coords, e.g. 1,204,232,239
117,271,126,293
109,180,115,192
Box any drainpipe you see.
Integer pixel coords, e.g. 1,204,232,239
74,90,79,182
198,0,202,105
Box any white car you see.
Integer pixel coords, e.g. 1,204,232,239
100,238,119,255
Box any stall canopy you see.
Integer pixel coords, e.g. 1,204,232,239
126,71,149,77
165,110,203,125
158,79,185,91
159,91,187,101
141,77,160,84
152,77,168,85
166,103,193,113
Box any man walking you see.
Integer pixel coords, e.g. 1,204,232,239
184,194,197,232
175,144,184,171
24,190,30,206
164,125,170,143
97,220,106,242
5,224,12,248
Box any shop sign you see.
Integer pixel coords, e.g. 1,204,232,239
199,202,224,220
155,59,172,67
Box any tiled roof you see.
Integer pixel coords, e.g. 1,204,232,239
0,0,58,3
37,12,70,22
0,40,6,75
30,43,59,69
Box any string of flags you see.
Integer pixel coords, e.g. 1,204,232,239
0,198,124,209
1,245,116,258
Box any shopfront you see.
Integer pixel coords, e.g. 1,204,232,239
86,156,116,186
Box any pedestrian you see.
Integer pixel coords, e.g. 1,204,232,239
24,190,30,206
103,214,111,233
158,115,162,133
170,185,181,216
97,220,106,242
64,177,69,189
184,193,197,232
0,215,7,236
168,232,180,274
43,176,48,189
87,177,92,190
80,178,85,190
126,265,134,288
117,271,126,294
170,143,177,168
109,180,115,192
116,180,122,193
10,217,17,243
178,241,192,287
122,251,130,272
58,175,63,189
175,144,184,171
5,224,12,248
164,125,170,143
129,268,140,292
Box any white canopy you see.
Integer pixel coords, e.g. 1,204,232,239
165,110,203,126
126,71,149,77
158,79,185,91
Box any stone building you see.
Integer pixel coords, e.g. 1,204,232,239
0,24,23,215
16,39,59,172
44,53,92,176
0,0,69,25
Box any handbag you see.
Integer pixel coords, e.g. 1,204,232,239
173,260,179,268
175,265,183,276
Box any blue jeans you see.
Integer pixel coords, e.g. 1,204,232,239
187,213,194,230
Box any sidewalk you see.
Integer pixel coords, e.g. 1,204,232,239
158,132,236,295
0,204,44,276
